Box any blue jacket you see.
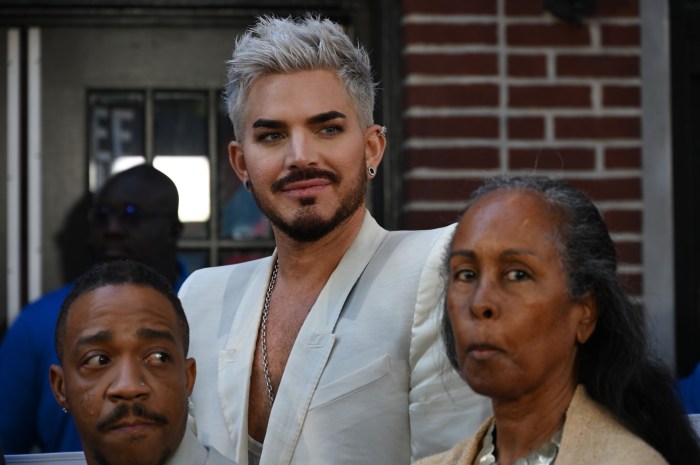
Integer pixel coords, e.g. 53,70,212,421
678,362,700,414
0,285,78,453
0,264,188,453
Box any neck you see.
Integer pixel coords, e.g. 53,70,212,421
490,379,577,465
273,207,366,284
152,258,179,288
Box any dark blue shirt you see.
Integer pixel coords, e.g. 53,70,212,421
0,285,78,453
679,362,700,414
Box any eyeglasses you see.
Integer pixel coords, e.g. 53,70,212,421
90,203,172,228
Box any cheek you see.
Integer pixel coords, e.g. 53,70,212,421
249,165,276,186
158,380,189,422
77,380,98,403
514,302,576,361
66,381,102,427
446,295,471,357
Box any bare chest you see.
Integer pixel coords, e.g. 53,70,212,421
247,283,322,441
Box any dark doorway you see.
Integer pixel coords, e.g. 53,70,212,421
670,0,700,377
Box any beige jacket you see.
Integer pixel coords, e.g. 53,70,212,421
415,385,668,465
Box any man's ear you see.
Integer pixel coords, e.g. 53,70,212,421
575,294,599,344
49,364,68,411
229,141,248,184
170,220,183,241
184,358,196,396
364,124,386,177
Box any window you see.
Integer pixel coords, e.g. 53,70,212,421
87,89,274,273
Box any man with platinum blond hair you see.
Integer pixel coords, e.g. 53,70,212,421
179,14,490,465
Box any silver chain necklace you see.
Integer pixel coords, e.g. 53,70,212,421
260,259,279,407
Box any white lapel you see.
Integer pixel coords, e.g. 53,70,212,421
218,256,276,465
261,212,389,465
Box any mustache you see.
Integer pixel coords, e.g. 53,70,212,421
96,402,169,432
271,168,340,193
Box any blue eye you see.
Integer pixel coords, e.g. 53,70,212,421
319,126,342,136
90,203,168,227
257,132,284,143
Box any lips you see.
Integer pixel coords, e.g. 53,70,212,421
466,343,503,361
108,418,159,434
271,168,340,195
101,247,130,260
99,250,133,263
97,403,168,434
281,179,332,197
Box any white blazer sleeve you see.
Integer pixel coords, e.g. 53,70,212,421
408,224,491,461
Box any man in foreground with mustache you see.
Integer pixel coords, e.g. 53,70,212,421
49,260,234,465
0,164,187,454
178,14,489,465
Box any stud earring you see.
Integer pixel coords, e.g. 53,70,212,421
368,166,376,177
244,179,251,190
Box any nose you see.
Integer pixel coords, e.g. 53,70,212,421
470,277,500,320
92,210,126,236
104,214,126,234
106,359,150,401
285,131,317,168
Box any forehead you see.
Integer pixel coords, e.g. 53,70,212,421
64,284,181,347
244,69,357,122
97,175,170,209
455,189,562,250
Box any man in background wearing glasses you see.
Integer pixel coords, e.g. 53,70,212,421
0,164,186,454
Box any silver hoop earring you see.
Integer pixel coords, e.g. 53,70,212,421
368,166,376,177
62,407,68,414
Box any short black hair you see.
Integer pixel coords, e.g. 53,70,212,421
55,260,189,362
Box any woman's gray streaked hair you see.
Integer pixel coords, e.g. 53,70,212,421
224,14,377,139
441,175,700,465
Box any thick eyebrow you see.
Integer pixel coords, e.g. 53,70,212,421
252,118,285,129
137,327,177,344
252,111,346,131
76,330,114,349
307,110,346,125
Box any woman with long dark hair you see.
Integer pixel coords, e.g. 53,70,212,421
418,176,699,465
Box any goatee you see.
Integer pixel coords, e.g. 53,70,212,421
250,164,367,243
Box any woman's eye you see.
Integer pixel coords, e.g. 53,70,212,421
145,352,171,365
84,354,110,367
454,269,476,281
506,269,528,281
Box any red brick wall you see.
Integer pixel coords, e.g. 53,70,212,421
400,0,641,294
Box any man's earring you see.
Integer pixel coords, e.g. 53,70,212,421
244,179,251,190
62,407,68,414
368,166,376,177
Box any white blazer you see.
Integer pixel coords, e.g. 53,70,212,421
179,212,490,465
